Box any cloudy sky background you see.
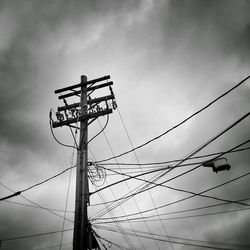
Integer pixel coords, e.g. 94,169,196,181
0,0,250,249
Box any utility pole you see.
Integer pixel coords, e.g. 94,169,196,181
52,74,116,250
74,75,88,249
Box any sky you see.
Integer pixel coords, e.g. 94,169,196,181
0,0,250,249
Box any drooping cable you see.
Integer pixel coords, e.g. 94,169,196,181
90,179,136,250
91,139,250,220
59,128,77,250
49,109,77,149
4,109,248,202
89,150,137,250
94,165,250,221
95,197,250,222
3,200,74,213
118,106,172,249
94,231,131,250
100,146,250,167
93,224,250,250
0,182,73,223
95,206,250,224
0,228,73,242
91,169,250,224
97,118,159,249
94,167,250,208
95,75,250,163
90,111,250,219
88,113,109,146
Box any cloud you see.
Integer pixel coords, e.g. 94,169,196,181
0,1,249,249
205,212,250,246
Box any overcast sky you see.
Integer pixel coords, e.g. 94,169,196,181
0,0,250,249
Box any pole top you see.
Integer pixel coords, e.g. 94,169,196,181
81,75,87,82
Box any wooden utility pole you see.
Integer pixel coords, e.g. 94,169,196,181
73,75,89,249
52,74,116,250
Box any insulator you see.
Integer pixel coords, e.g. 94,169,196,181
112,100,117,110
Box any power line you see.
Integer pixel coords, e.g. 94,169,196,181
59,143,75,250
0,228,73,242
100,146,250,167
91,118,250,221
117,106,174,250
94,224,250,249
91,112,250,220
95,74,250,163
3,200,74,213
21,165,76,193
90,170,250,222
94,232,131,250
91,131,250,198
95,119,147,249
96,167,250,207
90,140,250,220
94,225,240,250
49,110,77,150
89,150,138,250
95,197,250,222
0,182,73,223
0,191,21,201
91,179,137,250
93,168,250,222
87,112,109,146
0,165,76,202
2,112,247,203
114,108,166,249
94,207,250,224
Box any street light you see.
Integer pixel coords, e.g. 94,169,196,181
202,157,231,173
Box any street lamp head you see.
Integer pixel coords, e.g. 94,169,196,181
202,157,231,173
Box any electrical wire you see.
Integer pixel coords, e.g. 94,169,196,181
94,206,250,224
49,109,77,149
96,197,250,222
91,111,250,220
95,110,250,211
95,75,250,163
117,106,174,250
94,167,250,207
92,166,250,222
90,170,250,223
0,182,73,223
90,179,137,250
87,113,109,146
90,139,250,220
59,130,77,250
0,191,21,201
20,165,76,193
94,232,131,250
0,228,73,242
89,150,138,250
3,200,74,213
100,146,250,167
94,224,250,250
3,109,248,202
94,226,238,250
97,118,157,249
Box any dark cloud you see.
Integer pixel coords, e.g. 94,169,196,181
142,0,250,70
0,1,249,249
205,213,250,247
